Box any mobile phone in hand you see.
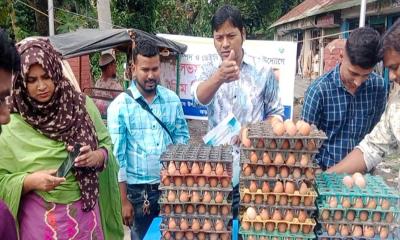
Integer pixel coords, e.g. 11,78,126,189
56,143,82,177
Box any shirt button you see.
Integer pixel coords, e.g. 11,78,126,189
152,125,156,129
157,143,159,146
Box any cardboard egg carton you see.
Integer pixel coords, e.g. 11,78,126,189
240,204,317,219
159,203,233,219
159,189,232,205
160,216,232,234
317,223,396,240
159,175,232,190
160,144,233,164
240,164,318,182
240,150,319,167
161,231,231,240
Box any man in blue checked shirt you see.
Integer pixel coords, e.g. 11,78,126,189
301,27,388,170
107,40,189,239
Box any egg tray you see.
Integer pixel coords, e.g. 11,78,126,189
240,178,317,197
159,190,233,205
240,204,317,219
316,224,397,240
160,171,233,185
160,144,233,163
316,231,397,240
240,166,317,183
161,231,231,240
161,162,233,178
239,227,316,239
240,150,320,169
241,214,317,230
316,173,400,206
159,184,233,193
318,219,399,228
160,217,232,234
317,202,399,224
159,203,233,218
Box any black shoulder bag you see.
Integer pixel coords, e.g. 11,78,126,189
125,89,174,143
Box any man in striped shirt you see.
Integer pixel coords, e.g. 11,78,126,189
107,40,189,239
301,27,388,169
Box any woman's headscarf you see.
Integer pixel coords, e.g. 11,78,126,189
9,38,99,211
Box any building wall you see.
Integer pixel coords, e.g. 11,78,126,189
66,55,93,91
323,39,345,73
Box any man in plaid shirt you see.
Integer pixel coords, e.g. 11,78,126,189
301,27,389,169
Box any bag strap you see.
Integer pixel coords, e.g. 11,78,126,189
125,89,174,143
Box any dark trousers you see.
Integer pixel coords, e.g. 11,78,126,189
232,184,240,219
127,184,160,240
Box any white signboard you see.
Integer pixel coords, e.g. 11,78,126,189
158,34,297,120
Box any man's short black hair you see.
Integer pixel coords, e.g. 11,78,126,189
0,29,20,72
379,19,400,59
345,27,381,69
211,4,244,33
132,40,159,64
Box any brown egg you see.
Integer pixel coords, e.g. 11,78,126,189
198,204,206,214
191,162,201,174
209,205,218,215
273,181,284,193
163,231,172,240
185,232,194,240
262,181,270,193
203,163,212,175
269,140,277,149
290,224,299,233
298,210,307,222
174,177,183,186
321,210,330,220
202,219,212,231
359,211,369,221
340,225,350,236
274,153,284,164
162,175,170,186
256,139,265,148
266,222,275,232
304,196,313,206
255,194,264,204
296,120,305,130
168,218,177,229
294,140,303,150
174,205,183,214
197,232,206,240
202,191,212,203
175,232,184,240
285,181,296,194
186,176,194,187
221,206,229,216
243,164,252,176
209,177,218,187
247,236,256,240
329,197,338,208
381,199,390,210
363,226,375,238
243,193,252,203
285,120,297,136
267,166,277,177
284,210,294,221
215,163,224,175
254,222,263,232
260,208,269,220
302,225,312,234
386,212,394,223
267,195,276,205
292,168,302,179
221,177,230,188
241,127,251,148
272,209,282,220
241,221,251,230
300,154,309,167
180,218,189,230
179,191,189,202
215,192,224,203
278,223,287,233
168,161,176,175
372,212,381,222
327,224,336,236
380,226,389,239
164,205,171,214
299,122,311,136
250,151,258,163
354,198,364,208
333,210,343,221
299,182,308,194
215,219,225,231
286,153,296,165
342,197,351,208
305,168,314,179
306,140,316,151
167,190,176,202
191,191,200,202
281,139,290,149
262,152,271,164
255,165,265,177
346,210,355,221
279,195,288,205
367,199,377,209
197,176,206,187
220,233,230,240
291,196,300,206
249,181,258,192
179,162,189,174
342,175,354,188
280,166,289,178
273,122,285,136
185,205,194,214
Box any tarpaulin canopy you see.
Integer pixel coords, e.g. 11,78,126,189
49,28,187,58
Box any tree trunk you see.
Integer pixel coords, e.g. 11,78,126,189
31,0,49,36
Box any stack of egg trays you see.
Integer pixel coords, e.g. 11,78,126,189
239,122,326,240
315,173,400,239
159,144,234,240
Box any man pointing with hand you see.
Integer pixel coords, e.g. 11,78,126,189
191,4,284,218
